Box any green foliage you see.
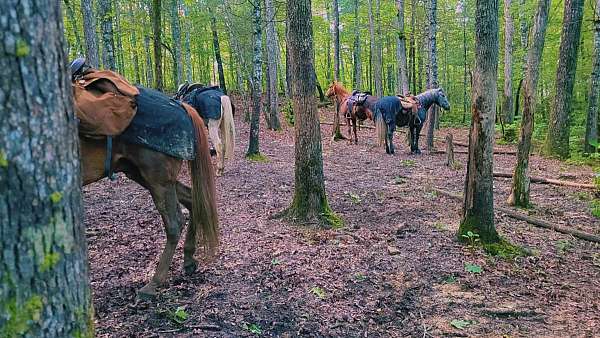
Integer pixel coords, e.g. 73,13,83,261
450,319,474,330
49,192,63,204
40,252,61,272
320,202,344,229
591,200,600,219
354,273,368,282
15,39,30,57
282,100,294,126
1,295,44,338
246,153,270,163
270,258,281,266
442,274,457,284
556,239,572,255
243,323,262,335
483,240,529,260
166,306,189,324
0,150,7,168
499,123,518,144
310,286,326,299
464,263,482,274
461,231,480,249
346,192,361,204
400,159,416,167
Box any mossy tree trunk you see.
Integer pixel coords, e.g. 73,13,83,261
544,0,584,159
284,0,341,227
265,0,281,130
80,0,99,68
247,0,262,156
152,0,163,90
98,0,116,70
459,0,500,244
502,0,514,124
584,0,600,154
170,0,183,88
508,0,551,207
0,1,93,336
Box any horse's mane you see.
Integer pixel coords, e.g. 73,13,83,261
331,81,350,97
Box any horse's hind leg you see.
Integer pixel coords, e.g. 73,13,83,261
352,118,358,144
175,182,199,275
413,123,423,154
138,183,184,298
208,119,224,176
387,125,395,154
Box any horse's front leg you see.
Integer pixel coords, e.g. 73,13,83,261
352,118,358,144
138,183,184,299
412,123,423,155
346,118,353,144
387,125,395,155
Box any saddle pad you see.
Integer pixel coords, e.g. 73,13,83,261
184,87,223,122
119,86,196,160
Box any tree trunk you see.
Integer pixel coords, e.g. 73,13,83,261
462,2,468,123
81,0,100,67
209,7,227,94
426,0,438,150
353,0,362,89
171,0,183,88
247,1,262,156
98,0,116,70
325,1,332,82
64,0,84,55
184,5,193,83
265,0,281,130
113,0,125,73
128,2,141,84
368,0,383,97
332,0,343,139
144,35,154,87
152,0,163,90
508,0,551,207
544,0,584,159
396,0,409,95
584,0,600,154
0,1,93,336
409,0,416,93
459,0,500,244
283,0,340,227
446,133,455,166
502,0,514,123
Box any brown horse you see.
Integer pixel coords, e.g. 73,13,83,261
325,82,376,144
80,102,219,298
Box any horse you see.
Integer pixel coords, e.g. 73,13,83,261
325,82,377,144
80,93,219,299
174,82,236,176
374,87,451,154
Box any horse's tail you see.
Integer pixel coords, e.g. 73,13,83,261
375,109,387,147
220,95,236,159
182,103,219,255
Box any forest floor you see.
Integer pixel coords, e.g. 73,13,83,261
84,105,600,337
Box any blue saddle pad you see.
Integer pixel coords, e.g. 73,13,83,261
119,86,196,160
183,86,223,122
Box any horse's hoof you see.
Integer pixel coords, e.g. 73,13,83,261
183,259,198,275
414,149,421,155
137,283,158,300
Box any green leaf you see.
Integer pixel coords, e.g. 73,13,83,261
310,286,326,299
348,192,361,204
442,275,457,284
464,263,483,274
0,150,7,168
271,258,281,266
172,306,188,323
49,192,63,204
450,319,473,329
244,323,262,334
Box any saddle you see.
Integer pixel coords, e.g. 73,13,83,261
346,91,370,119
397,95,421,124
72,70,139,136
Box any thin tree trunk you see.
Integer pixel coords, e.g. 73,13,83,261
209,7,227,93
332,0,343,139
64,0,84,55
171,0,183,87
368,0,383,97
81,0,100,67
99,0,116,70
283,0,340,227
144,35,154,87
462,2,468,123
459,0,500,243
409,0,416,93
0,1,93,335
584,0,600,154
247,0,262,156
502,0,515,123
426,0,438,150
544,0,584,159
114,0,125,73
152,0,163,90
353,0,362,89
184,5,193,83
508,0,551,207
128,2,141,84
265,0,281,130
396,0,409,95
325,1,332,82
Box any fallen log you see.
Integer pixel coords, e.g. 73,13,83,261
431,148,517,155
493,172,596,189
431,187,600,244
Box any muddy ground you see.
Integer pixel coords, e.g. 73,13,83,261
84,107,600,337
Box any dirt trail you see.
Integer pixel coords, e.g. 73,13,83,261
85,111,600,337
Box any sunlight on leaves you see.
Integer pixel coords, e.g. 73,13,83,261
464,263,483,274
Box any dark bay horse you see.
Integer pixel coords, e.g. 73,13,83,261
80,98,219,298
375,88,450,154
325,82,377,144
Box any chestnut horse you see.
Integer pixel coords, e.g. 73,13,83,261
80,102,218,298
326,82,376,144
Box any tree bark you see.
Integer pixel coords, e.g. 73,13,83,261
462,1,468,123
409,0,416,93
127,2,141,84
247,0,262,156
368,0,383,97
152,0,163,90
98,0,116,70
81,0,100,67
332,0,343,139
284,0,340,227
353,0,362,89
265,0,281,130
0,1,93,336
508,0,551,207
502,0,514,123
584,0,600,154
209,7,227,93
446,133,455,166
426,0,438,150
183,3,193,82
544,0,584,159
64,0,84,55
113,0,125,73
396,0,409,95
459,0,500,243
170,0,183,88
144,35,154,87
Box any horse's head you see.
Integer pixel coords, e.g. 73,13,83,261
325,81,349,102
436,87,451,110
325,82,337,98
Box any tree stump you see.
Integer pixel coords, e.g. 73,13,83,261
446,133,455,166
